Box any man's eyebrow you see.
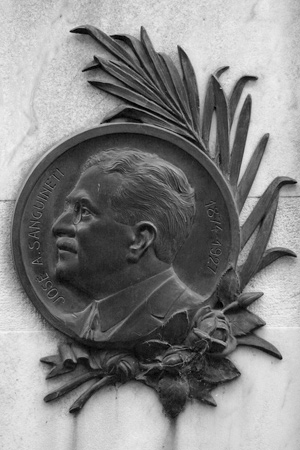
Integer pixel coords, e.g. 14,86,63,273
65,193,100,212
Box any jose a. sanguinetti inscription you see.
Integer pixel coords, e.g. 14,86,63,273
12,25,296,419
29,168,66,304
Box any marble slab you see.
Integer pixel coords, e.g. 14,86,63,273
0,1,300,449
1,328,300,450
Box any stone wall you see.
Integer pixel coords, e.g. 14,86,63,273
1,1,300,449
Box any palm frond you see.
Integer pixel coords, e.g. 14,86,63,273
215,66,230,78
90,57,169,109
241,176,296,249
211,76,230,174
256,247,297,273
236,133,269,212
44,370,103,402
159,52,193,126
72,25,207,151
229,95,252,190
102,105,195,140
238,196,279,289
88,81,180,122
229,75,257,127
70,25,139,72
202,76,215,150
69,376,115,413
237,334,282,359
140,27,175,105
178,46,201,136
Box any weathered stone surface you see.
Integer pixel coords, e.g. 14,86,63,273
1,0,299,448
1,328,300,450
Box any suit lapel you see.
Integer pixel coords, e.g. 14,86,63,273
95,268,175,332
106,272,187,342
147,273,187,319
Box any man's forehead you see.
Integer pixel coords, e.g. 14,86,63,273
71,166,123,201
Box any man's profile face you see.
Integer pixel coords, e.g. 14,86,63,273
52,166,133,297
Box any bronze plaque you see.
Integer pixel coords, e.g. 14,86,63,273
12,123,240,345
11,24,295,418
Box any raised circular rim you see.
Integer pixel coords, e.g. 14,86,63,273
12,123,240,341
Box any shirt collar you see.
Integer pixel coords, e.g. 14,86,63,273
96,267,175,332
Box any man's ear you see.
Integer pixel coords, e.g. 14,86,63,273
127,221,157,263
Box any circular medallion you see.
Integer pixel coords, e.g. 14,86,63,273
12,123,240,343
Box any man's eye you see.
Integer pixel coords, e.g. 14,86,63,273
72,203,91,224
81,207,91,217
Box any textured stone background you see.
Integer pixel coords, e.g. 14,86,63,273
1,1,300,449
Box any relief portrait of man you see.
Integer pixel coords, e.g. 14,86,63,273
52,149,206,347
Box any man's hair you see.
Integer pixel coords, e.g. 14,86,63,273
82,149,196,264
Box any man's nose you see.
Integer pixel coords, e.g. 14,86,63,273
52,210,75,237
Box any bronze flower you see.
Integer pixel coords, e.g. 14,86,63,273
186,306,237,356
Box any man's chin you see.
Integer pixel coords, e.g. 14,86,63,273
55,260,78,285
54,260,93,297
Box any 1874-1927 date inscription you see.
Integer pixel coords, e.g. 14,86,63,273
205,200,222,275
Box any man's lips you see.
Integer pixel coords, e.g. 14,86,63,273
56,238,77,254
